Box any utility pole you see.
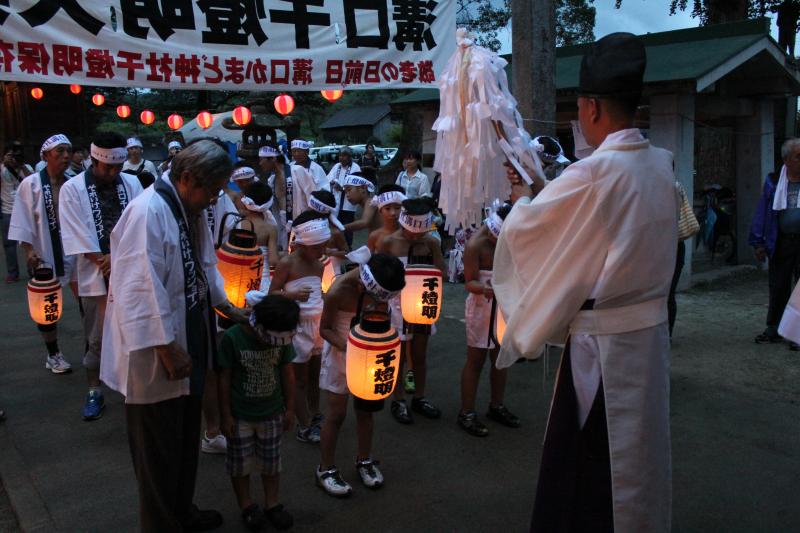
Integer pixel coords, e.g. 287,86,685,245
511,0,556,137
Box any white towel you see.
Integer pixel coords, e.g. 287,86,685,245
773,165,789,211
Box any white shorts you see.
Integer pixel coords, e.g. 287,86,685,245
389,295,436,341
319,341,347,395
292,314,322,363
465,293,495,349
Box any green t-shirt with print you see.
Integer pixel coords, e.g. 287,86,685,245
216,324,296,421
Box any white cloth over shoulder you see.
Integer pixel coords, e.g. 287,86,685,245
59,171,143,297
327,161,361,213
100,180,227,404
772,165,790,211
291,161,328,218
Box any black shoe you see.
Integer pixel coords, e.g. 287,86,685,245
241,504,266,532
486,404,521,428
183,505,223,532
411,397,441,419
457,411,488,437
265,504,293,531
390,400,413,424
755,329,782,344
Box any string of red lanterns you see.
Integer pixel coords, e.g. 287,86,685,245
196,110,214,129
232,106,252,126
274,94,295,116
116,105,131,119
30,87,44,100
167,113,184,130
91,93,105,106
69,84,82,95
321,89,344,102
140,110,155,125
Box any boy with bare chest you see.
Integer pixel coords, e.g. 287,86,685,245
367,185,405,252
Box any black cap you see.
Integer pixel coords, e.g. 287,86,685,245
578,32,646,99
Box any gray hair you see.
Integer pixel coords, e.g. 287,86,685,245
171,140,233,184
782,138,800,160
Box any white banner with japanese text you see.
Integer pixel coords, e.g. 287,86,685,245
0,0,455,91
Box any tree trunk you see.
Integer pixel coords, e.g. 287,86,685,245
512,0,557,137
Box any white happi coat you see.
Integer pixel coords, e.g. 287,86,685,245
493,129,678,532
290,160,328,218
100,179,227,405
59,171,143,297
8,171,76,285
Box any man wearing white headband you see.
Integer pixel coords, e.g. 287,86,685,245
326,147,361,245
269,210,330,444
289,139,328,223
458,203,520,437
316,250,405,496
123,137,159,187
240,181,280,293
59,131,143,421
376,198,447,424
367,184,406,251
158,140,184,174
259,143,291,249
9,134,76,375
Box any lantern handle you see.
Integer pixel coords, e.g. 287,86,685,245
217,211,245,249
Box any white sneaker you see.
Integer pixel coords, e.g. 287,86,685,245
45,353,72,374
201,432,227,454
315,466,352,497
355,459,384,489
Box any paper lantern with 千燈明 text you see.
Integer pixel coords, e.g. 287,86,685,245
489,297,507,347
400,264,443,329
196,111,214,129
92,93,105,106
215,214,262,308
346,311,401,401
27,265,62,326
232,106,252,126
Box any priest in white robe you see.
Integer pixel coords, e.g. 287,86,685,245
9,134,77,374
60,133,143,421
100,140,248,531
289,139,328,220
493,33,678,532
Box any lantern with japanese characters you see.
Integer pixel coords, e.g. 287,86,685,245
167,113,184,130
196,111,214,129
321,89,344,102
232,106,252,126
320,256,336,293
27,265,62,326
489,297,507,347
346,311,401,401
116,105,131,119
216,213,262,308
140,110,155,125
30,87,43,100
92,93,105,106
69,84,82,95
401,265,442,331
274,94,295,116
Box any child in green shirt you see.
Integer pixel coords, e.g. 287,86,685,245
217,294,300,532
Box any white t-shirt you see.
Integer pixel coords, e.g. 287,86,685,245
123,159,159,179
1,164,31,215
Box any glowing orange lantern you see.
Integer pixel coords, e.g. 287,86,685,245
167,113,184,130
346,311,401,400
69,84,82,95
27,265,62,325
116,105,131,119
140,109,155,125
30,87,44,100
273,94,294,116
401,265,443,328
321,89,343,102
92,93,105,106
490,298,507,347
321,256,336,293
196,111,214,129
232,106,252,126
216,215,262,308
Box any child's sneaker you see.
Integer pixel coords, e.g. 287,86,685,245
45,353,72,374
316,466,353,497
355,459,384,489
309,413,323,442
265,504,293,530
404,370,416,394
458,410,489,437
486,404,521,428
82,390,105,421
241,503,266,532
201,432,227,454
296,425,320,443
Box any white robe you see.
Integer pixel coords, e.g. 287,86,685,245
290,161,328,218
8,171,76,285
59,171,143,297
326,161,361,213
100,179,227,405
493,129,677,532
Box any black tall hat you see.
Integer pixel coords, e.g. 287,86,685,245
578,32,646,99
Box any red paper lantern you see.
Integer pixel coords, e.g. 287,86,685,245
140,109,155,125
167,113,184,130
92,93,105,106
69,84,82,95
116,105,131,119
196,110,214,129
273,94,295,116
232,106,252,126
321,89,343,102
30,87,44,100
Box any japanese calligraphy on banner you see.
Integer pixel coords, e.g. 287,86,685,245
0,0,456,91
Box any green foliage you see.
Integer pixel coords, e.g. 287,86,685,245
613,0,796,27
557,0,597,46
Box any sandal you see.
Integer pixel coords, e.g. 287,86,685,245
241,503,265,532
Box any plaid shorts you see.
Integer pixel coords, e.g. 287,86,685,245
226,415,284,477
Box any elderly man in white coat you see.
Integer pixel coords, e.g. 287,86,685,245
494,33,677,532
100,140,248,532
60,132,143,421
